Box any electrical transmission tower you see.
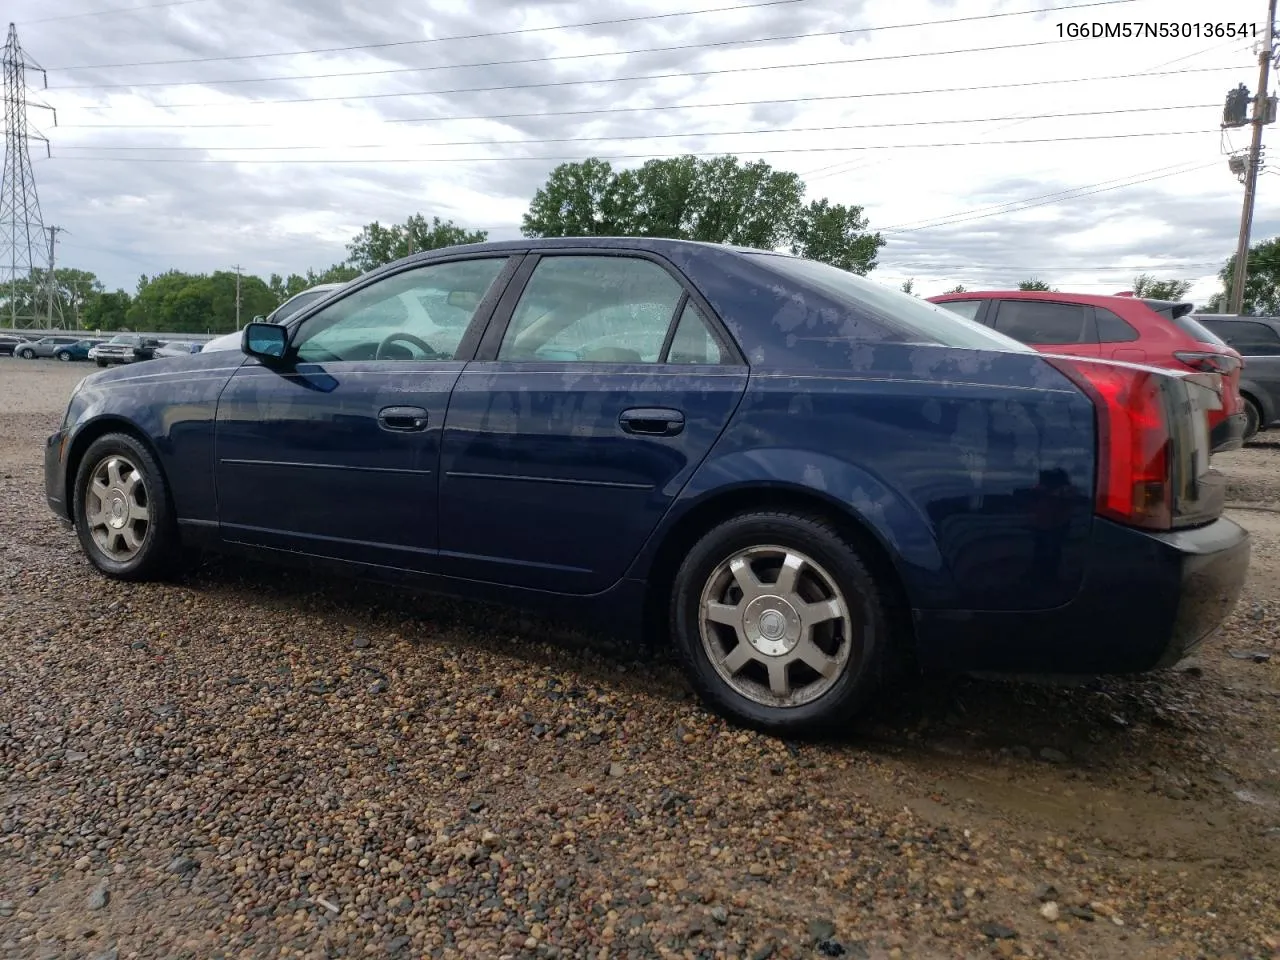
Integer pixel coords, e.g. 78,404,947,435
1,23,54,330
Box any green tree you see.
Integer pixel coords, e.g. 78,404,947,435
1132,273,1192,301
4,267,105,328
346,214,488,272
522,154,885,273
900,279,915,295
1209,237,1280,314
128,271,202,329
83,290,132,331
1018,278,1055,291
685,156,803,249
126,269,278,333
789,198,883,274
522,158,631,237
307,263,362,286
944,284,967,294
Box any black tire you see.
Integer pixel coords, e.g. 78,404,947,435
669,510,890,734
72,433,177,581
96,360,107,367
56,351,71,362
1243,396,1261,443
18,348,34,359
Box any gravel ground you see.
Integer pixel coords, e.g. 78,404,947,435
2,357,1279,960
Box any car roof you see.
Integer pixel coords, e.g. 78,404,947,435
415,236,768,255
375,237,779,278
930,289,1166,305
1196,313,1280,323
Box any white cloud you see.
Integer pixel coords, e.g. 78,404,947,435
10,0,1267,306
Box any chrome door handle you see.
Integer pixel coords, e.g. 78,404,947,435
377,406,429,432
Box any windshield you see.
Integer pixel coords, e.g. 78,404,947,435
272,289,331,323
747,254,1033,353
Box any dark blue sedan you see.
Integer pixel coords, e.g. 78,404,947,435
43,238,1250,733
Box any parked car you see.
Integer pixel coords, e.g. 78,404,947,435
16,334,84,359
928,291,1247,454
0,333,31,356
1192,314,1280,441
88,333,162,367
153,340,204,359
201,283,347,353
43,238,1249,734
52,339,106,362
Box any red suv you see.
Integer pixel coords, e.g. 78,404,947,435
928,290,1246,453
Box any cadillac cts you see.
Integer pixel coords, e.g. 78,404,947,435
43,238,1250,734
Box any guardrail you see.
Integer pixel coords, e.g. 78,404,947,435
5,329,222,342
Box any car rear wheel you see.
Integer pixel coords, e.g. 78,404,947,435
72,434,177,581
56,351,70,361
670,510,889,734
1243,396,1261,442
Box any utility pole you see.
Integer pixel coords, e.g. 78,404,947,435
1229,0,1279,315
232,263,242,328
44,224,63,327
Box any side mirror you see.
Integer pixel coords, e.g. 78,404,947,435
243,321,288,361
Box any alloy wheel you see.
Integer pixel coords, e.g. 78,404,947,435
84,454,151,562
698,544,855,708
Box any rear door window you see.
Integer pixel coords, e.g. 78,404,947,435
1211,319,1280,356
991,300,1093,345
1094,306,1140,342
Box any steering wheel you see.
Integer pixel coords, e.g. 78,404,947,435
375,332,444,361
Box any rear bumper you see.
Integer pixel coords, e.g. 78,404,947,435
1210,410,1246,453
913,515,1250,675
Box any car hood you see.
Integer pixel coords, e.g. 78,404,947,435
80,346,247,387
201,330,244,352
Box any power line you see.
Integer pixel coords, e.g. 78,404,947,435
797,29,1257,185
73,62,1243,114
47,0,1146,72
60,64,1243,127
881,161,1222,234
55,104,1217,152
19,0,212,26
50,129,1223,164
50,34,1080,92
880,160,1214,232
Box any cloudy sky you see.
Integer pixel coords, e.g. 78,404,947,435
13,0,1273,303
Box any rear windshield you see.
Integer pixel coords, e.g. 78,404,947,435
1171,313,1228,346
747,253,1033,353
273,289,331,322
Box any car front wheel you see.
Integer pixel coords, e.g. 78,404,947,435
72,434,177,581
56,351,71,361
670,510,890,734
18,348,34,359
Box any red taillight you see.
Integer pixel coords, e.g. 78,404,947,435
1174,350,1241,375
1046,357,1172,530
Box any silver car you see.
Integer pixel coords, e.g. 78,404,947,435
15,335,82,359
